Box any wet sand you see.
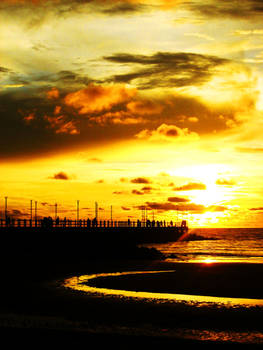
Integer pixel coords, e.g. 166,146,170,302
83,262,263,299
1,255,263,347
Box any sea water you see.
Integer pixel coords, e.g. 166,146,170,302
63,228,263,345
144,227,263,263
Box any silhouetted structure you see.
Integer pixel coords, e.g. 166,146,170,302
0,216,187,232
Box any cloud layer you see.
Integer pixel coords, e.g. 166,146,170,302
105,52,229,89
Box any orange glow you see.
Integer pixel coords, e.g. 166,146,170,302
64,85,137,115
63,271,263,307
202,258,216,264
1,0,263,227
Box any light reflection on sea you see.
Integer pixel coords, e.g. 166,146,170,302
143,228,263,264
62,228,263,344
63,270,263,307
63,270,263,344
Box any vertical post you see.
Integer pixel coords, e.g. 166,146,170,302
30,200,33,221
35,201,37,227
4,196,8,222
77,200,79,223
95,202,98,220
110,205,113,225
141,206,145,227
35,201,37,220
55,203,57,220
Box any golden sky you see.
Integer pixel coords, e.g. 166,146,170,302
1,0,263,227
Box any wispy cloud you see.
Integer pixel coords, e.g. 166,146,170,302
104,52,229,89
173,182,206,191
48,171,73,180
130,177,152,184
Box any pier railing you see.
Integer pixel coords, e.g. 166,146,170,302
0,218,187,229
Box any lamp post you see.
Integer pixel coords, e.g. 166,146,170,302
77,200,79,225
35,201,37,227
4,196,8,223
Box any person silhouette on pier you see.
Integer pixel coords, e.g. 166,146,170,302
92,217,97,227
87,218,91,227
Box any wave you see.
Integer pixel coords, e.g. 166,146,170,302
180,233,218,242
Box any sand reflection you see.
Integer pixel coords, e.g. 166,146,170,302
63,270,263,307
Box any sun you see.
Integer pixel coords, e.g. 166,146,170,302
191,184,225,206
172,164,232,206
202,258,216,264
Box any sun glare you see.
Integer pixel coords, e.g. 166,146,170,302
172,164,232,207
202,258,216,264
191,184,224,206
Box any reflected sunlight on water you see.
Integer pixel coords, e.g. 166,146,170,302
62,269,263,344
143,228,263,264
63,270,263,307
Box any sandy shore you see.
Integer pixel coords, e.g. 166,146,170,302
0,256,263,347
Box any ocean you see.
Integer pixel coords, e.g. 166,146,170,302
62,227,263,345
143,227,263,264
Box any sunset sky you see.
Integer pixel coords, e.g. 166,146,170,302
1,0,263,227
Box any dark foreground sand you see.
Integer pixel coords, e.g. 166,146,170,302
1,252,263,348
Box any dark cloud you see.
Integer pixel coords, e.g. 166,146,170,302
10,209,30,218
0,66,252,159
17,70,94,89
96,179,104,183
135,201,227,213
54,70,94,88
141,186,153,193
250,207,263,211
0,66,11,73
0,0,148,26
173,182,206,191
0,85,140,159
0,79,246,159
131,177,152,184
121,206,131,211
104,52,229,89
132,189,144,195
188,0,263,20
132,186,154,194
2,0,263,23
49,171,71,180
41,202,51,206
136,201,206,213
101,2,147,15
167,196,190,202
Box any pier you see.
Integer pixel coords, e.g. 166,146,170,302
0,217,187,230
0,217,188,256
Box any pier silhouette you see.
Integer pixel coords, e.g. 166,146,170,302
0,217,187,230
0,215,188,262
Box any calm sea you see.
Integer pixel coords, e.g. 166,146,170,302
145,228,263,263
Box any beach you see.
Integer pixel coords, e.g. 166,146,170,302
0,228,263,347
1,250,263,348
